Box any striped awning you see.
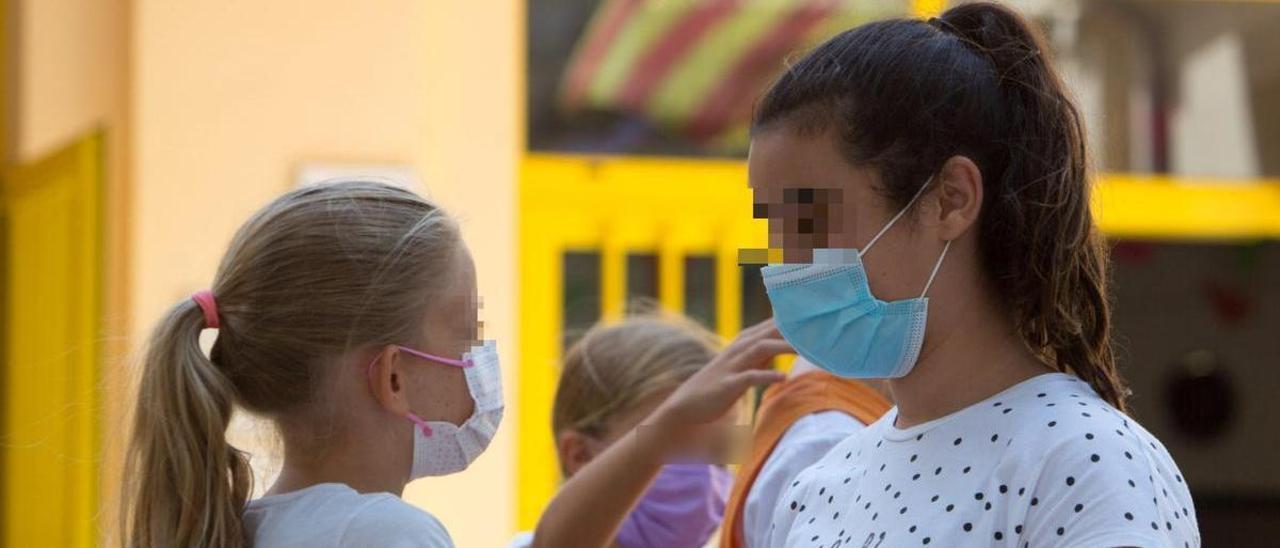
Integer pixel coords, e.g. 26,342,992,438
559,0,906,144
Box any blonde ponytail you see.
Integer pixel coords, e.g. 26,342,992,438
122,301,251,548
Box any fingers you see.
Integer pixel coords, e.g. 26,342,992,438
658,322,792,431
719,318,784,363
732,339,793,372
739,317,780,340
726,369,787,393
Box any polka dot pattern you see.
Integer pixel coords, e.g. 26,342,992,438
766,373,1200,547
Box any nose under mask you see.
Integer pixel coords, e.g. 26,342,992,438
370,340,504,479
762,178,949,379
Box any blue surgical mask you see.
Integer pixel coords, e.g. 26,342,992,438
761,178,950,379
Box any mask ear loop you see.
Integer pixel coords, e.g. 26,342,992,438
366,345,474,437
859,176,935,258
406,412,435,436
397,346,474,368
920,240,951,298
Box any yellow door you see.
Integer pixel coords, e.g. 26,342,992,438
1,135,103,547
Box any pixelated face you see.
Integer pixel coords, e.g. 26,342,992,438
753,186,845,261
425,244,481,354
405,244,482,425
747,129,891,264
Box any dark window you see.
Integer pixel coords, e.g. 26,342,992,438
684,255,717,329
562,251,601,349
626,253,659,313
741,265,771,329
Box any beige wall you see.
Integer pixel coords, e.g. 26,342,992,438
11,0,127,163
131,0,519,545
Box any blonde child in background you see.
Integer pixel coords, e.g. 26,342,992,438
525,316,893,548
511,314,769,548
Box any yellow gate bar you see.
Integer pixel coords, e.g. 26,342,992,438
1095,175,1280,240
910,0,947,17
526,153,1280,242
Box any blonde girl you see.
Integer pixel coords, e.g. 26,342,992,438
121,181,501,547
514,315,736,548
530,317,791,548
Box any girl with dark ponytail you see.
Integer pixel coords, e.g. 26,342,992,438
532,2,1199,547
739,2,1198,546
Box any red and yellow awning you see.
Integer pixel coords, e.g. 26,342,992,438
559,0,906,143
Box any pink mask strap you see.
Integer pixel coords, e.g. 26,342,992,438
406,412,434,436
364,345,474,402
396,346,473,368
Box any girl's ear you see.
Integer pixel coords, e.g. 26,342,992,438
369,346,412,416
556,429,596,478
934,155,984,241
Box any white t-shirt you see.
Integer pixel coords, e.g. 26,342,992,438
767,373,1199,547
743,411,869,547
244,483,453,547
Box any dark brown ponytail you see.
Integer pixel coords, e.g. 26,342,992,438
754,2,1129,409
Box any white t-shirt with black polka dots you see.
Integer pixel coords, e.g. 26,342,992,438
767,373,1199,547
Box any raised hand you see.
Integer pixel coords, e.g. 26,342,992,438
531,319,791,548
650,319,791,438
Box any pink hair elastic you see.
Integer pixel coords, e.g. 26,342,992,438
191,290,220,329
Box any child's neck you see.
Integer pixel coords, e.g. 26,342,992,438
267,431,407,498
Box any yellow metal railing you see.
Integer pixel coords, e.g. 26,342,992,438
516,154,766,528
1096,175,1280,240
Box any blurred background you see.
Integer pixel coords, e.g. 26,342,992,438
1,0,1277,546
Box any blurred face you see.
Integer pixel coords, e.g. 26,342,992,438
747,129,942,302
402,244,480,426
557,387,744,478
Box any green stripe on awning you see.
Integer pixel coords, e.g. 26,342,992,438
645,4,787,124
586,1,699,106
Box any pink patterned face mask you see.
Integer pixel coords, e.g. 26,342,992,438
367,341,504,478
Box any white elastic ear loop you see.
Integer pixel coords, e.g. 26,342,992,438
920,240,952,298
859,176,935,258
